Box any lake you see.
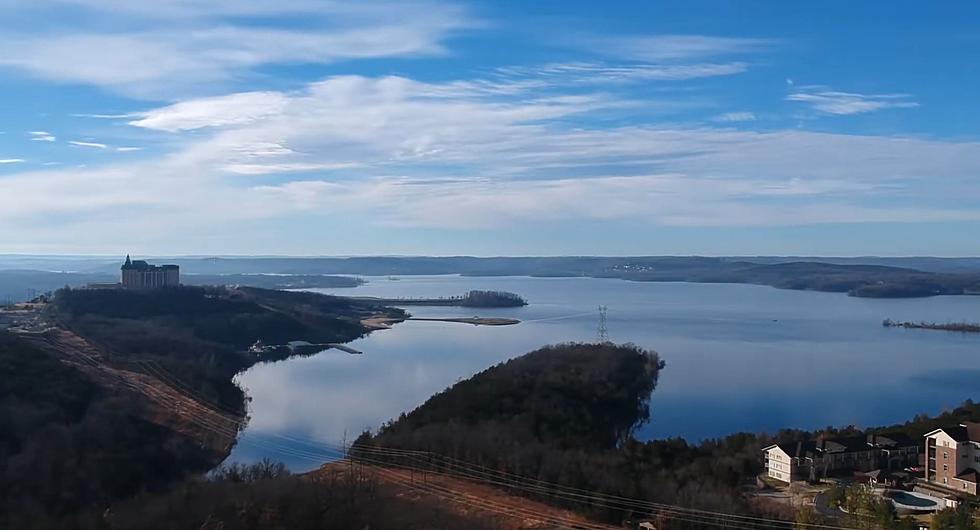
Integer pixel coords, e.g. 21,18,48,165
225,275,980,471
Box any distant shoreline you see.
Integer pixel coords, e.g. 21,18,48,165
883,319,980,334
360,315,520,328
351,290,528,308
5,256,980,303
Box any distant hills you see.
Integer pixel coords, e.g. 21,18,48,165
2,255,980,302
4,254,980,275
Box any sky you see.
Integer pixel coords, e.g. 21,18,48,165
1,0,979,256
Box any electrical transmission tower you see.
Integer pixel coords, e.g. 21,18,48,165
596,305,609,343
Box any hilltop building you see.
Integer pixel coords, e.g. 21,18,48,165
120,255,180,288
924,422,980,495
763,433,919,484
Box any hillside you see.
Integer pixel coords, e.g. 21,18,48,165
49,285,404,414
1,286,404,528
0,269,362,303
0,332,218,527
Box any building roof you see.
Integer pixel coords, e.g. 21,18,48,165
766,432,920,459
956,469,979,484
925,422,980,443
121,256,179,272
821,435,873,453
765,441,818,459
966,422,980,442
873,432,918,448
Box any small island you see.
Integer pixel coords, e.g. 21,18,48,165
883,318,980,333
356,289,528,308
409,316,520,326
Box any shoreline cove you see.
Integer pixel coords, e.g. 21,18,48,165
225,276,980,472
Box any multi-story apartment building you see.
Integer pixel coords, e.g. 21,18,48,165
764,441,816,483
763,433,919,484
924,422,980,495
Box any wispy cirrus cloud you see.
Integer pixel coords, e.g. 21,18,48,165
712,111,756,122
29,131,55,142
68,140,108,149
4,73,973,245
0,158,25,164
0,0,473,98
224,162,363,176
787,86,919,115
491,61,751,87
592,34,774,62
128,91,290,132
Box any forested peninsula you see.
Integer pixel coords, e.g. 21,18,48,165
5,329,980,529
1,285,403,528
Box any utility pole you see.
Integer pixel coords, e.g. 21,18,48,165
597,305,609,343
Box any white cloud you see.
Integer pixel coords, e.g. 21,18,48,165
249,174,980,230
29,131,56,142
0,158,25,164
712,112,756,122
1,73,978,252
129,91,290,131
0,1,472,97
594,34,773,62
73,113,135,119
486,62,751,89
223,162,362,175
68,140,108,149
787,87,919,115
116,146,143,152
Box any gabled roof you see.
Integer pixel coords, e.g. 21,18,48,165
821,436,873,453
873,432,917,448
766,434,917,459
925,422,980,443
764,441,817,459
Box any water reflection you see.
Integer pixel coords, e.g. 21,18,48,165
226,276,980,471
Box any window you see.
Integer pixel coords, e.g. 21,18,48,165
975,456,979,464
944,477,949,485
944,452,949,459
944,464,949,471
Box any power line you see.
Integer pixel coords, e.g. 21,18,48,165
131,357,865,530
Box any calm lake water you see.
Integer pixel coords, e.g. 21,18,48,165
225,275,980,471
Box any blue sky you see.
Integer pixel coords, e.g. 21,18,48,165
1,0,979,256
